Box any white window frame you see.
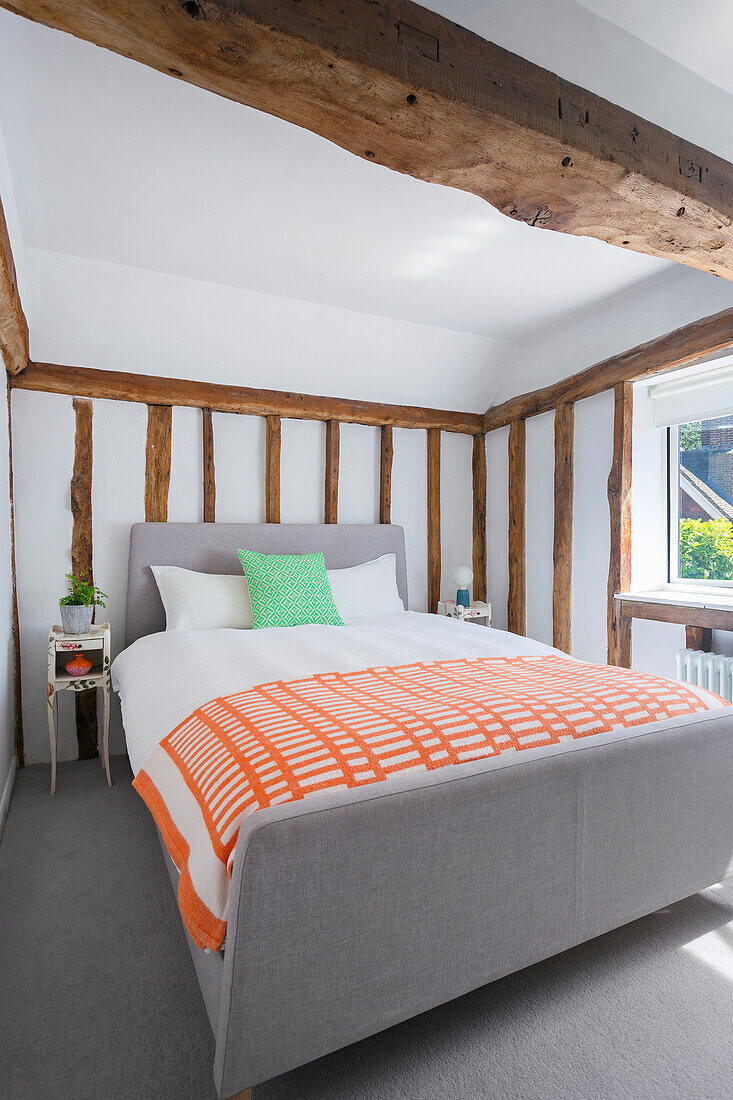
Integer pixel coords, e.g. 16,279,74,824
667,423,733,591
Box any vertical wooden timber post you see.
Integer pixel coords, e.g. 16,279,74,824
427,428,441,613
380,425,393,524
324,419,340,523
265,414,281,523
472,434,487,603
145,405,172,522
71,397,97,759
607,382,633,667
553,403,574,653
202,408,215,522
507,419,526,635
686,626,712,651
7,378,23,767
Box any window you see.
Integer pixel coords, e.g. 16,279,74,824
668,416,733,587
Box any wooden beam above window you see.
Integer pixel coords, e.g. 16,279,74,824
4,0,733,279
483,306,733,432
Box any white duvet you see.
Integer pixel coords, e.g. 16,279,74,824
112,612,565,775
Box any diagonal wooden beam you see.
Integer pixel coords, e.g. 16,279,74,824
4,1,733,278
0,193,28,375
484,306,733,432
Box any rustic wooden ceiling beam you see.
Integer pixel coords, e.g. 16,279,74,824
12,361,485,433
483,305,733,432
3,1,733,279
0,193,28,375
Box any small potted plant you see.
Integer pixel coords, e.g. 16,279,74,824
59,572,108,635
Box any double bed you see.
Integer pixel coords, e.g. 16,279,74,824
113,522,733,1100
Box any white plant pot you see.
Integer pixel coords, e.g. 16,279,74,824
60,603,94,635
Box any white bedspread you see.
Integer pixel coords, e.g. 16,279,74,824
112,612,564,775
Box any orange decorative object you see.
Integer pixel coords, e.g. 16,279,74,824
64,654,93,677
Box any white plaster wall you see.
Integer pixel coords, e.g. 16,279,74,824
485,428,509,631
339,425,381,526
391,427,428,615
0,376,15,806
485,391,616,664
211,413,265,524
13,390,75,764
494,265,733,404
440,432,474,601
11,257,491,764
0,123,23,807
24,250,515,413
525,412,555,647
487,276,733,674
572,391,615,665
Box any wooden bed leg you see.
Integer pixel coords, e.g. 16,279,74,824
226,1090,251,1100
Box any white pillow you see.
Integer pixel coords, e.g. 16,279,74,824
326,554,404,624
151,565,253,631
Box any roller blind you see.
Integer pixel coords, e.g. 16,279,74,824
649,361,733,428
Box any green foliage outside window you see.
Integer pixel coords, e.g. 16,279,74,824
679,421,702,450
679,519,733,581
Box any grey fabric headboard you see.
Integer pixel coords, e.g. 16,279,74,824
125,523,408,646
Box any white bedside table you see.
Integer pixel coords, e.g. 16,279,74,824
47,622,112,795
437,600,492,626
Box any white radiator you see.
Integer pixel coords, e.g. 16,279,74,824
675,649,733,703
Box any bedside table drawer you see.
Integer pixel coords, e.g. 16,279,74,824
55,637,104,651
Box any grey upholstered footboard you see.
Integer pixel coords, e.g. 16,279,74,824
158,832,224,1032
211,708,733,1098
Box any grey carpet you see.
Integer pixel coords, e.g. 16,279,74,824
1,759,732,1100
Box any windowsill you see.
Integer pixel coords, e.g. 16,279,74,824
615,589,733,613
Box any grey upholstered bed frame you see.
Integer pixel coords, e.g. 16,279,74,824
124,523,733,1100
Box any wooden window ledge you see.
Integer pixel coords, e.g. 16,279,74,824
615,591,733,631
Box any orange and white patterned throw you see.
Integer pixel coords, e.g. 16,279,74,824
133,655,727,950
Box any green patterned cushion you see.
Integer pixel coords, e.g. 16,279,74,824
236,549,344,629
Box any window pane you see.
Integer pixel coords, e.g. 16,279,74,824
677,416,733,581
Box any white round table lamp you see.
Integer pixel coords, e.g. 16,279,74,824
454,565,473,608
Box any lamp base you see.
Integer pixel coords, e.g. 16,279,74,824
456,588,470,608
